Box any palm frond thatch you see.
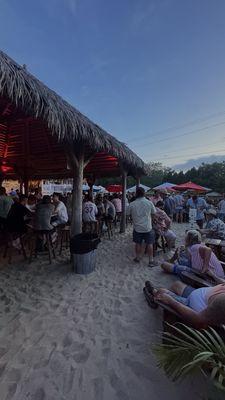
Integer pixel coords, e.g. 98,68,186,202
0,50,147,174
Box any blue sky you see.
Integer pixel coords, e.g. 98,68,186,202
1,0,225,169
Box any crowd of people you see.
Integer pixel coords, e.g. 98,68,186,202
129,190,225,329
0,187,125,247
144,229,225,329
1,183,225,328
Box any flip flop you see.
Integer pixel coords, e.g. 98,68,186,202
143,287,158,309
148,261,158,268
145,280,155,295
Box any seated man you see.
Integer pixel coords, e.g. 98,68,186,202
52,192,68,226
82,194,98,222
144,275,225,328
103,197,116,221
199,208,225,240
153,201,176,249
6,194,30,235
161,229,225,278
0,186,14,230
34,195,54,231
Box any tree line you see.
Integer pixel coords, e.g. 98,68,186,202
98,161,225,193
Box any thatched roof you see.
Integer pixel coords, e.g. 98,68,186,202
0,50,146,176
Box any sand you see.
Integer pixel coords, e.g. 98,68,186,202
0,222,203,400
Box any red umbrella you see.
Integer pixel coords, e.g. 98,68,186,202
172,181,207,192
106,184,123,193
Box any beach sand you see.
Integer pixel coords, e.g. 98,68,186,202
0,223,203,400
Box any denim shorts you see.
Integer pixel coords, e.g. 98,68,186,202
133,229,155,245
167,286,195,306
173,264,192,279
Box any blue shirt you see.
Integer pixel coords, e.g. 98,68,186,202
186,197,207,220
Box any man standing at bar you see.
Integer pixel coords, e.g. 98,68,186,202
128,187,156,267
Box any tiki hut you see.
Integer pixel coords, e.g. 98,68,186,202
0,50,146,235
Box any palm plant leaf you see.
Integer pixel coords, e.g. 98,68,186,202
153,323,225,392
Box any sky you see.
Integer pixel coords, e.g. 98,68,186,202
1,0,225,169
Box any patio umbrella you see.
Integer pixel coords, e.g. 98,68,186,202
153,182,175,190
172,181,208,191
127,184,150,193
106,184,123,193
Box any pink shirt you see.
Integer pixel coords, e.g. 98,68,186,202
188,244,225,278
112,198,122,213
154,208,171,234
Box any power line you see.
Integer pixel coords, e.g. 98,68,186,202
143,139,223,159
151,148,225,162
126,110,225,143
129,121,225,148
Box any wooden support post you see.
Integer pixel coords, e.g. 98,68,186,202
0,173,4,186
88,183,94,199
70,150,85,237
120,169,127,233
87,175,95,200
19,180,23,194
136,176,141,190
24,177,29,196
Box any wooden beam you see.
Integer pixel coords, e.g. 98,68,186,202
120,169,127,233
70,147,85,237
0,173,4,186
136,176,141,189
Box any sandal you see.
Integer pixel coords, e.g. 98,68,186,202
145,280,155,295
148,260,158,268
143,287,158,309
133,257,140,263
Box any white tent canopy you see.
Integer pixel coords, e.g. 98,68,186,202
127,184,150,193
153,182,175,190
83,184,106,193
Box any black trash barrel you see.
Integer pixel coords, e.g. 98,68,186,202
70,233,100,274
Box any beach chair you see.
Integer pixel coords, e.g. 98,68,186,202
143,286,225,340
205,238,221,258
180,269,215,288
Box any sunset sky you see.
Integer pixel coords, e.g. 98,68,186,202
1,0,225,168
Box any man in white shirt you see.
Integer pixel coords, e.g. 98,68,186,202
82,195,98,222
52,192,68,226
127,187,156,267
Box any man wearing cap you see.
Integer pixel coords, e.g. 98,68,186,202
199,208,225,240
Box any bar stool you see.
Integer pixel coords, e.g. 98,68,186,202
154,234,166,255
29,230,56,264
58,225,70,255
83,221,99,235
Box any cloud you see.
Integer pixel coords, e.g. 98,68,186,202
173,154,225,171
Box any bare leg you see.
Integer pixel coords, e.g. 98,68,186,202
146,244,153,262
180,211,183,223
135,243,142,260
161,261,174,273
170,280,187,296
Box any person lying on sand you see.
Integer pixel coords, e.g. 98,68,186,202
161,229,225,279
144,274,225,329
